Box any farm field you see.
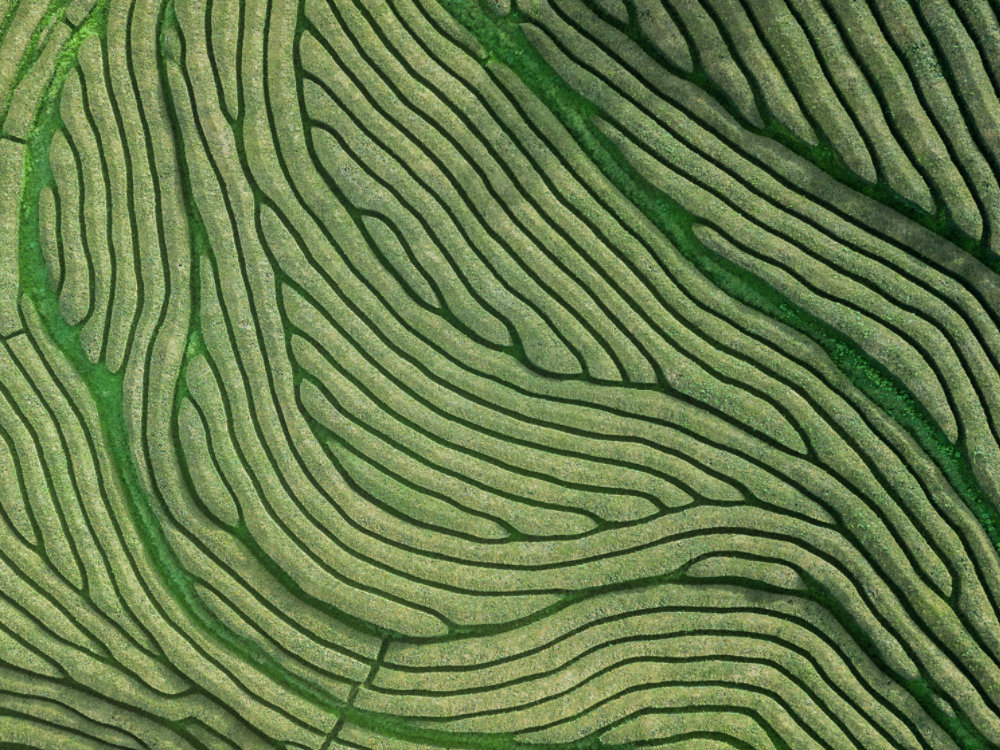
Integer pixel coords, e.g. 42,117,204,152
3,0,1000,747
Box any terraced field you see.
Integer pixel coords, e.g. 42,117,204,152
6,0,1000,747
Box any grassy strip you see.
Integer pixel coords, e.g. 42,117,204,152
436,2,1000,553
15,0,343,731
1,0,66,126
606,0,987,267
801,572,989,750
437,2,999,748
14,0,274,679
12,0,645,747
